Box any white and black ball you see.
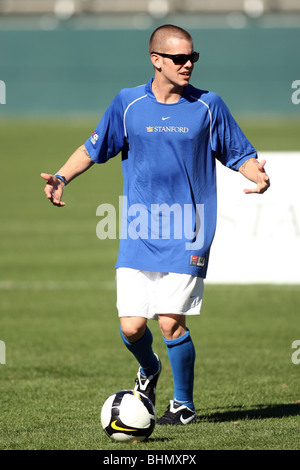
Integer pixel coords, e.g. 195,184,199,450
101,390,156,442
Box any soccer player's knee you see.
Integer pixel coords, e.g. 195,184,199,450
120,318,147,343
159,315,186,341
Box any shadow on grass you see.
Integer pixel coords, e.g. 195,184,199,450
199,403,300,422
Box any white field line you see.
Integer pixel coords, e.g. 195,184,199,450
0,280,116,290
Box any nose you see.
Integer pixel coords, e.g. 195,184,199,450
184,59,193,68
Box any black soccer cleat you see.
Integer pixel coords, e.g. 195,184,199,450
157,400,197,425
134,354,161,406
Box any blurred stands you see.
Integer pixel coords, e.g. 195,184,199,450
0,1,299,117
0,0,300,16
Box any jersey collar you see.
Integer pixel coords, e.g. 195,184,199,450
146,78,191,104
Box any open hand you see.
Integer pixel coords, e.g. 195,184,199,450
41,173,66,207
243,160,270,194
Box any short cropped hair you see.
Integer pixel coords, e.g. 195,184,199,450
149,24,193,54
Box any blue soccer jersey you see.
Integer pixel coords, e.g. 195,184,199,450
85,78,257,278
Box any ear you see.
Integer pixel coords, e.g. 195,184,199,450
150,53,162,71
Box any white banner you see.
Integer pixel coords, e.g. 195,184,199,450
206,152,300,284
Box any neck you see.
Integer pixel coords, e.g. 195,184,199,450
151,78,184,104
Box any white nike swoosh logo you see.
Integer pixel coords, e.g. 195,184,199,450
180,414,196,425
162,117,171,120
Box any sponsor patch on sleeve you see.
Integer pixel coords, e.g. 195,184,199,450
90,132,99,145
190,255,205,267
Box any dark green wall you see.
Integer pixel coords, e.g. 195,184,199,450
0,23,299,117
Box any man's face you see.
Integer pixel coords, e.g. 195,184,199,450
155,37,195,90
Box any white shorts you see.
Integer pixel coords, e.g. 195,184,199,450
116,268,204,320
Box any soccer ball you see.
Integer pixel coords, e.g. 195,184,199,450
101,390,156,442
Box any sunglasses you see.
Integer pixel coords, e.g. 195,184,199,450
151,51,200,65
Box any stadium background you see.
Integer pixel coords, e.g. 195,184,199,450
0,1,299,117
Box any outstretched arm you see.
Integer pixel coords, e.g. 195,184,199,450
238,158,270,194
41,145,94,207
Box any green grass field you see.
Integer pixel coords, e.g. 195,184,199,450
0,118,300,451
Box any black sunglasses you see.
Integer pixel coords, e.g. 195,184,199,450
151,51,200,65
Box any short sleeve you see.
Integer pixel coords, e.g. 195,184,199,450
211,95,257,171
84,92,126,164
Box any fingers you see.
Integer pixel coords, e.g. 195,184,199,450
243,187,263,194
243,174,270,194
47,190,66,206
258,160,266,172
46,192,66,207
243,159,270,195
41,173,66,207
40,172,54,184
243,182,270,194
51,199,66,207
243,187,256,194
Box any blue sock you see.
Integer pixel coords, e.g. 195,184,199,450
163,328,195,410
120,326,159,377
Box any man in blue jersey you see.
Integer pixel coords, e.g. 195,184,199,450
41,24,270,425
